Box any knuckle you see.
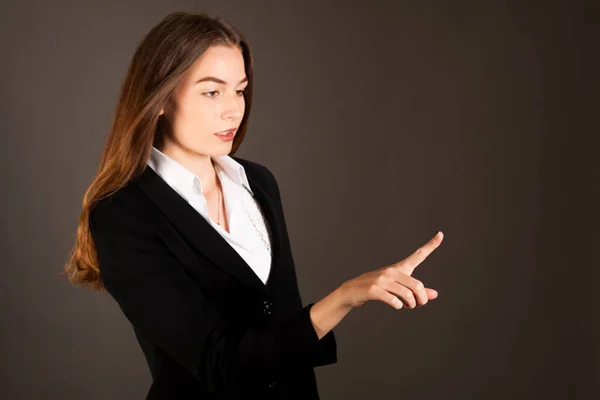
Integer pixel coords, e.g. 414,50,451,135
414,280,425,292
405,290,416,307
398,261,411,272
368,284,379,297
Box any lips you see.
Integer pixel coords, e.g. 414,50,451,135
215,128,237,135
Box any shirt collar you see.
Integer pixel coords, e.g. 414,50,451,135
146,146,253,201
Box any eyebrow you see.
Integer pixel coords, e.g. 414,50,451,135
195,76,248,85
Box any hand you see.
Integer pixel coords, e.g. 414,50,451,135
340,231,443,310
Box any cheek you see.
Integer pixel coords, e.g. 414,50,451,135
180,99,213,125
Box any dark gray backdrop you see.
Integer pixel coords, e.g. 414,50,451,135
1,1,598,399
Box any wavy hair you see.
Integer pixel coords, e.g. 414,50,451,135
62,12,253,291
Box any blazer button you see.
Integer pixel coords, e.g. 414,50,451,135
263,300,273,315
268,381,276,389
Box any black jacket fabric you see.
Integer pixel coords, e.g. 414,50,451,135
89,157,337,399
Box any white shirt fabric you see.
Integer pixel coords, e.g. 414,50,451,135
146,146,272,284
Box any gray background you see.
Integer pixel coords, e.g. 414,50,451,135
1,0,598,399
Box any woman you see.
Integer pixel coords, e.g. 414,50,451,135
63,11,442,400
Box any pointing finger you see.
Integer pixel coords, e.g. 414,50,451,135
399,231,443,276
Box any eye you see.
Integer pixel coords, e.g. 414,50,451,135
203,90,219,98
236,89,245,96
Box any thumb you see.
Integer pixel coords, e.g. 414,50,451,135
426,288,438,300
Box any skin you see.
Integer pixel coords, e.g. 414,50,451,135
158,44,247,231
156,44,442,335
311,232,442,339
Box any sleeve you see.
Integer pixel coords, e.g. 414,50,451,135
89,193,337,396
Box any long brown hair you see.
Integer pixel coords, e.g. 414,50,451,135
62,12,254,292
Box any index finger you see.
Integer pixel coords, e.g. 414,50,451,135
398,231,444,276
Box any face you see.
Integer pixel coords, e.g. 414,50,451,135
159,44,247,158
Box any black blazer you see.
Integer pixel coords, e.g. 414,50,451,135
89,157,338,399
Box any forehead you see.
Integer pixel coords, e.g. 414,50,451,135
186,45,246,80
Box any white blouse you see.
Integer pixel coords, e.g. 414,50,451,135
146,146,272,284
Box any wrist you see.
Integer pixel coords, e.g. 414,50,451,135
334,282,354,310
309,285,354,340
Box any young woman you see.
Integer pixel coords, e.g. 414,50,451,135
63,11,443,400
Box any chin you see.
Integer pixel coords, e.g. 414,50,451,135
207,146,232,157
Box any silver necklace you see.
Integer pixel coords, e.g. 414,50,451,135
240,189,272,255
215,166,271,255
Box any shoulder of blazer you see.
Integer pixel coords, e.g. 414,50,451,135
89,180,154,234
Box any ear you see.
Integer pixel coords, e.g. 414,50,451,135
159,108,164,116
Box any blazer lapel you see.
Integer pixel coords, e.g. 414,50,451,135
133,164,281,298
242,164,284,291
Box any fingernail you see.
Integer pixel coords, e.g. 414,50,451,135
394,298,403,309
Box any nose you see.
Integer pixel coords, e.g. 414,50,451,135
221,94,244,122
